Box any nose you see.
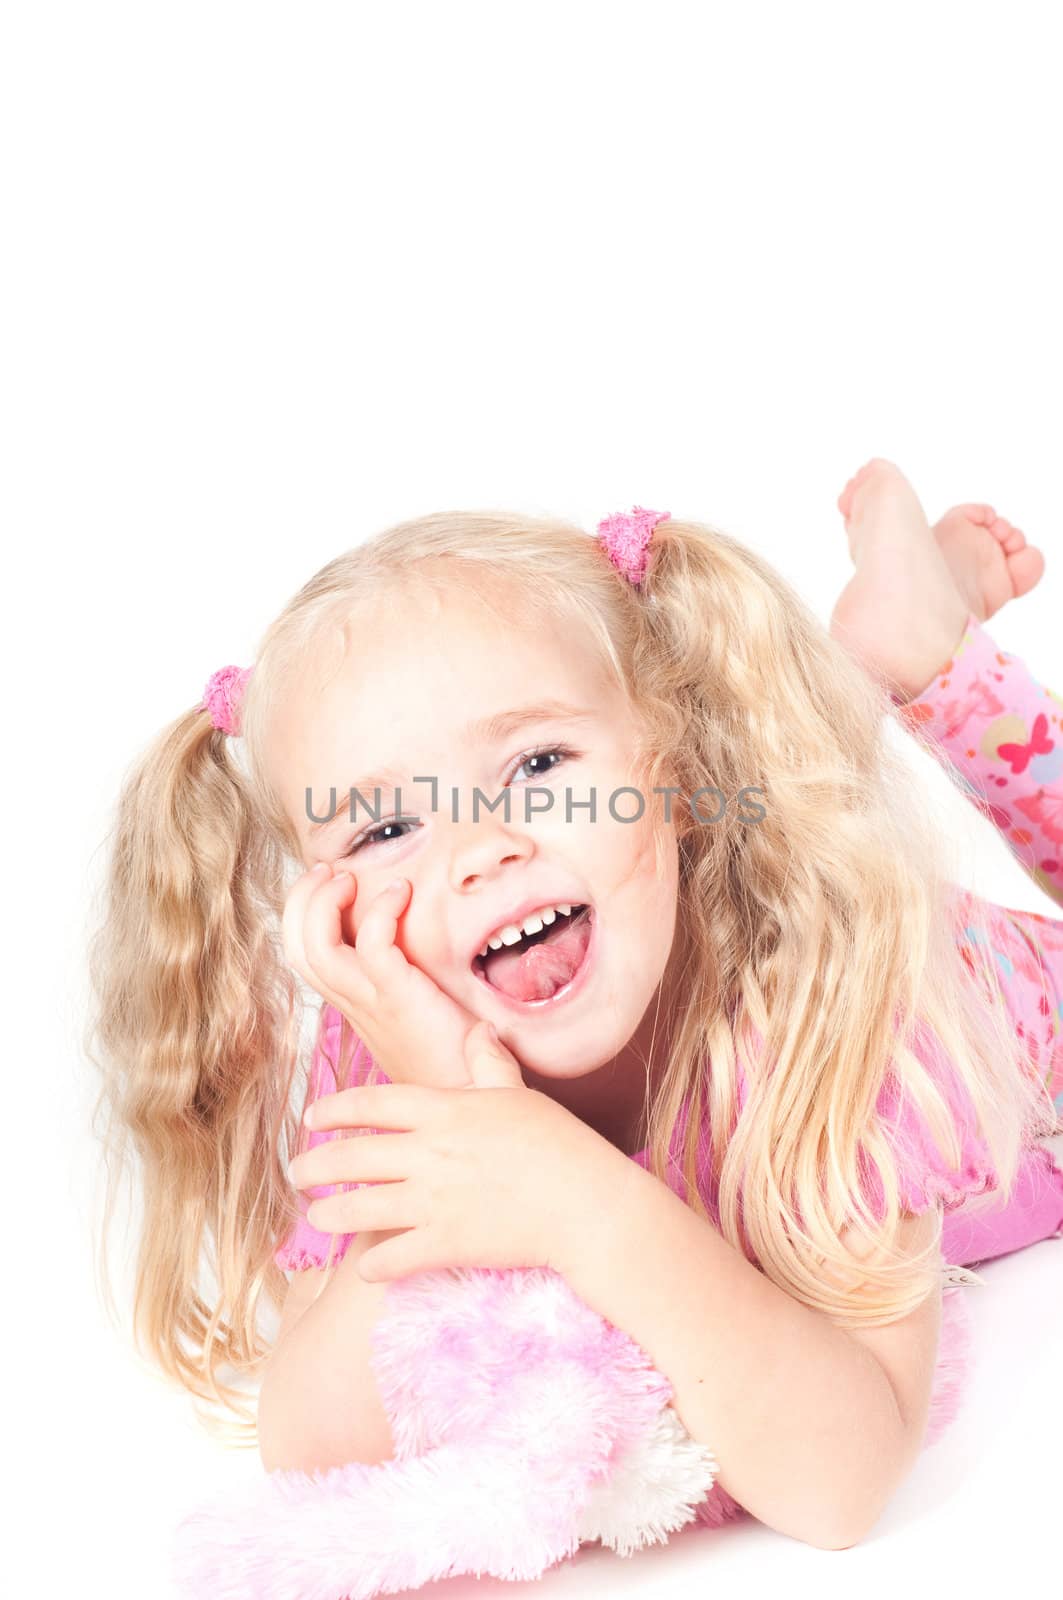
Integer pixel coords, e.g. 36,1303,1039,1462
448,813,534,892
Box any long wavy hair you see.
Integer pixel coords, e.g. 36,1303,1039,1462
85,508,1057,1444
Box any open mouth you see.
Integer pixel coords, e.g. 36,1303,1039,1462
472,904,595,1007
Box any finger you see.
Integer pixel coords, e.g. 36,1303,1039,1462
281,862,333,980
462,1019,525,1088
291,1131,416,1188
307,1181,417,1238
352,877,412,971
306,1082,430,1132
301,869,376,1010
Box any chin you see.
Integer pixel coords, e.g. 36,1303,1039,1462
498,1013,641,1081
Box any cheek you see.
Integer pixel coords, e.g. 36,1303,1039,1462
609,816,669,893
616,833,678,953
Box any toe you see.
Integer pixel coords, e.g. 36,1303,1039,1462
991,516,1026,554
1008,544,1045,599
838,457,904,521
951,502,996,527
837,469,862,519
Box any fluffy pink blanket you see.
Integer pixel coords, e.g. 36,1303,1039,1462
171,1264,971,1597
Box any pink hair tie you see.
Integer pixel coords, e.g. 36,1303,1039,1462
201,664,252,736
596,505,670,587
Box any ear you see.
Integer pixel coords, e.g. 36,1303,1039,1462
462,1020,525,1088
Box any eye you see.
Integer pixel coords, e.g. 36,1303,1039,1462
509,743,577,784
341,818,420,858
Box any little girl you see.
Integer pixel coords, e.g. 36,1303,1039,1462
88,458,1063,1553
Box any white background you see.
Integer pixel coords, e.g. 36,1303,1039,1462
4,3,1061,1596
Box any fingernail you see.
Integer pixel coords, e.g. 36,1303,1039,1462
486,1021,498,1043
387,878,406,893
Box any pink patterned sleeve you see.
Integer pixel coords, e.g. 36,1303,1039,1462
895,612,1063,908
273,1007,386,1273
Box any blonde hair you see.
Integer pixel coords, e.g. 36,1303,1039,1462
85,508,1057,1444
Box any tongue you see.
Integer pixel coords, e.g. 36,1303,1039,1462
481,912,592,1002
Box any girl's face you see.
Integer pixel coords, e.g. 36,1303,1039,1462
269,580,681,1087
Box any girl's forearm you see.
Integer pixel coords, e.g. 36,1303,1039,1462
258,1231,397,1472
262,1179,912,1546
553,1162,912,1551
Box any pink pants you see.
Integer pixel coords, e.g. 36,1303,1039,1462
898,613,1063,1266
901,611,1063,1111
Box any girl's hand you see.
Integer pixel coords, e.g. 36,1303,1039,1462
286,1021,632,1283
282,862,487,1089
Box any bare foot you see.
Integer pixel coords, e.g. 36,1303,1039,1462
932,501,1044,624
831,458,972,702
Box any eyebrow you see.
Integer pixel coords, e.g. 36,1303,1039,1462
307,700,596,836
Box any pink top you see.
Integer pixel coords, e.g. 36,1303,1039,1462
275,992,1063,1277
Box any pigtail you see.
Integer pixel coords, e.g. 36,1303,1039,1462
85,701,302,1445
629,516,1055,1326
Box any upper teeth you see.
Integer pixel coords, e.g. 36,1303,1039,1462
477,903,574,960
